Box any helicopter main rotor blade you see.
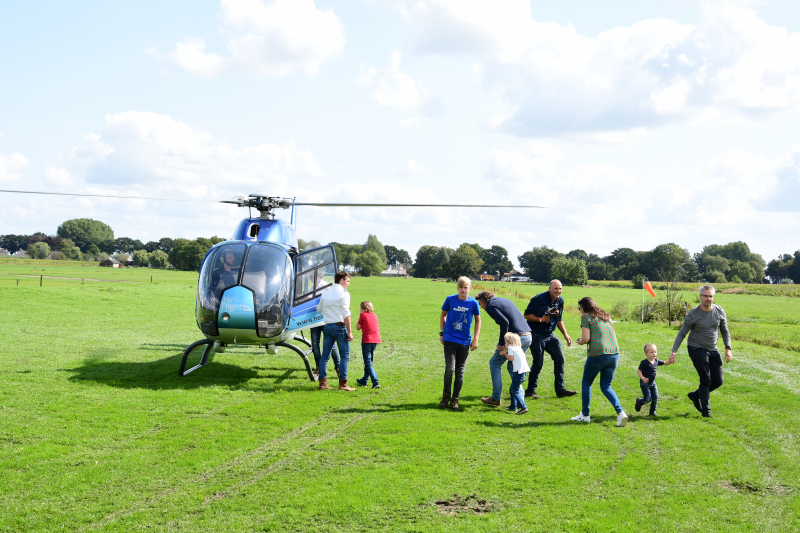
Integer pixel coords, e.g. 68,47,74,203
289,202,546,208
0,189,234,204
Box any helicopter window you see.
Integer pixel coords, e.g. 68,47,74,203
294,245,336,305
242,244,292,338
248,223,260,238
197,244,247,333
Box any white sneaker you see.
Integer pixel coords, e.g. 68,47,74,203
571,413,591,423
616,411,628,427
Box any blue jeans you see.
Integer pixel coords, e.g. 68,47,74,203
507,363,527,410
639,380,659,413
489,334,532,401
310,325,339,371
320,324,350,381
358,343,379,386
581,354,622,416
526,333,566,394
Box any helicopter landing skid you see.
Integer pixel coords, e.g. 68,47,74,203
275,336,318,382
179,339,215,376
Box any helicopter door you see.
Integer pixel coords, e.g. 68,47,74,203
288,245,337,332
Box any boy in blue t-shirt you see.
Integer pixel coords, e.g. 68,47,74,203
438,276,481,411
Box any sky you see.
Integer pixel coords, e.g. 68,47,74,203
2,0,800,267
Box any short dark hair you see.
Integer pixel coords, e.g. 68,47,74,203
476,290,495,304
335,271,350,284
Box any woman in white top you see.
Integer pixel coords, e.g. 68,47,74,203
503,332,531,415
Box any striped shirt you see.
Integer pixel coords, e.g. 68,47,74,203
581,314,619,357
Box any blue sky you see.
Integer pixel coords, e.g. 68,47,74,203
2,0,800,266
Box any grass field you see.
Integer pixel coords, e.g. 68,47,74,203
1,267,799,532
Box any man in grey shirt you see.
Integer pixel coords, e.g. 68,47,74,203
670,284,733,418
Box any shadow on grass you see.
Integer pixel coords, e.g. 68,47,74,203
63,351,318,392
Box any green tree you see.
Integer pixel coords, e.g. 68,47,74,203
114,237,144,254
0,234,29,254
518,246,563,281
586,260,614,280
384,245,412,268
481,245,513,276
644,243,697,282
431,246,455,278
566,249,589,262
133,249,150,267
551,257,588,286
70,247,83,261
28,241,50,259
412,245,440,278
728,260,757,283
443,244,483,280
606,248,638,269
355,250,384,276
149,250,169,268
364,234,388,269
298,238,321,251
57,218,114,253
158,237,174,254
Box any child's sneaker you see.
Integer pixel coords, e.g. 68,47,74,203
616,411,628,427
649,411,658,416
635,399,643,412
571,413,591,423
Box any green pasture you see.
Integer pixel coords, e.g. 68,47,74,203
1,270,798,532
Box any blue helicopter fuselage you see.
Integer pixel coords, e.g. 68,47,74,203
194,217,336,347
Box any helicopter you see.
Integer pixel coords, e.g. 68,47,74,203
1,189,544,382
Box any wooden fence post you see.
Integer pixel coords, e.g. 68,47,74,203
40,275,43,287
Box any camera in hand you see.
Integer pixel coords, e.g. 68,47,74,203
546,305,559,316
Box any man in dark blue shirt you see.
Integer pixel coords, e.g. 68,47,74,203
475,291,532,407
523,280,576,399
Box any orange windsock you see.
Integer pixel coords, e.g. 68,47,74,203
644,281,656,298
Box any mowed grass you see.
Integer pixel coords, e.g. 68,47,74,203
1,273,798,532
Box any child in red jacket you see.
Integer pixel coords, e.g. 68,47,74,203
356,301,381,389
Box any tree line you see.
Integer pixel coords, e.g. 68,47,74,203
3,219,797,283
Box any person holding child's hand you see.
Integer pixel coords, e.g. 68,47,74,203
635,344,673,416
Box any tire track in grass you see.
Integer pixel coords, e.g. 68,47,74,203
81,366,438,531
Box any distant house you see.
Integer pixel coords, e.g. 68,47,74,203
99,257,122,268
380,263,409,277
501,269,523,282
0,247,8,256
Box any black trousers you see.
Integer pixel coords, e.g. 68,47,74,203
687,345,724,415
443,341,470,398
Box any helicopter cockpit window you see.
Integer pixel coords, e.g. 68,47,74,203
242,244,292,338
294,246,336,306
197,244,246,335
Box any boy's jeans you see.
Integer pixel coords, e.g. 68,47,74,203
359,342,379,386
639,380,659,413
507,363,527,410
489,334,532,401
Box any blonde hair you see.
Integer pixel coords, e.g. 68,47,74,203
643,343,657,354
504,332,521,346
456,276,471,288
360,301,374,313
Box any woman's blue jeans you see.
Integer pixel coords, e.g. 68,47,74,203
320,324,350,381
359,342,379,386
581,354,622,416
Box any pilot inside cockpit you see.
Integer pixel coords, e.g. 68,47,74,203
212,249,240,300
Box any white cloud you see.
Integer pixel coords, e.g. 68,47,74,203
44,166,75,187
59,112,322,197
397,117,421,130
360,50,429,109
0,151,28,183
156,0,345,78
379,0,800,137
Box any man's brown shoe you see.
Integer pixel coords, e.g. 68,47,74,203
438,393,451,408
449,397,460,411
318,378,330,390
556,389,577,398
481,397,501,406
525,389,540,399
338,379,355,391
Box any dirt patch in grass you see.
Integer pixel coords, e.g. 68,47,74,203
434,493,493,515
721,481,793,495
